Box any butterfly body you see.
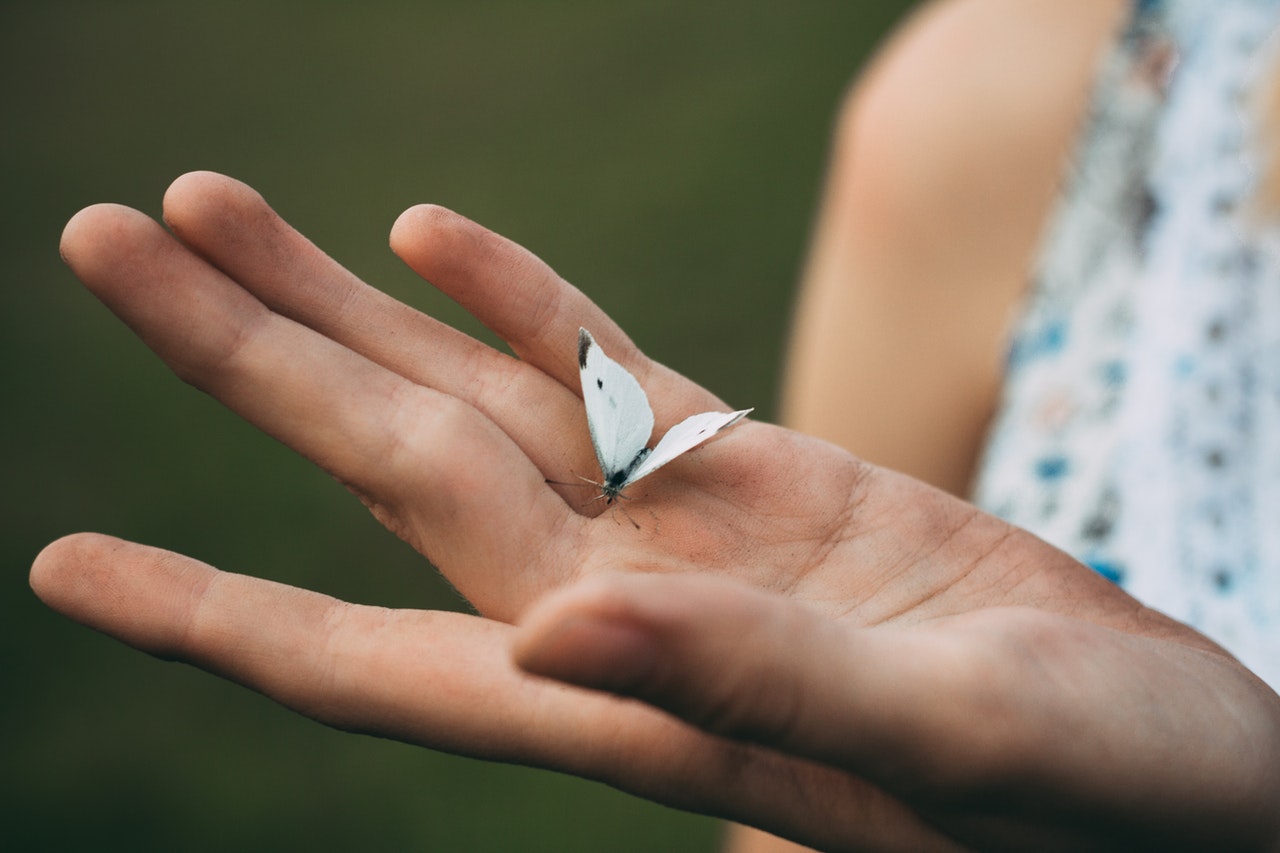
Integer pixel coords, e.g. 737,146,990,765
577,328,751,504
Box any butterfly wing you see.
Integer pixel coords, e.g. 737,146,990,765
578,328,655,481
624,407,753,486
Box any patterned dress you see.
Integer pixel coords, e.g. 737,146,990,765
973,0,1280,689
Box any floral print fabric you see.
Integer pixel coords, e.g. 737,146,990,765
974,0,1280,688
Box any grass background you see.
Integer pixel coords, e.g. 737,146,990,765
2,2,915,850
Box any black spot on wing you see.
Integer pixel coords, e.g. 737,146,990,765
597,378,604,389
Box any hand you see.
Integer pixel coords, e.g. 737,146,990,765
34,172,1280,852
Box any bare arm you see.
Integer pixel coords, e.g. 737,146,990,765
781,0,1126,494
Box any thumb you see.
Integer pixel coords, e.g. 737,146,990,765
511,572,957,787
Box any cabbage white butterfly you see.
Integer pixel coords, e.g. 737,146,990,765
577,327,752,503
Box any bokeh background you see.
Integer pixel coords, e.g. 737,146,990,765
2,2,915,850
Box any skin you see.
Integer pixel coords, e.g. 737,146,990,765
740,4,1132,845
781,0,1133,495
737,0,1280,848
33,169,1280,851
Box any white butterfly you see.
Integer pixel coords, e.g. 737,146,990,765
577,327,752,503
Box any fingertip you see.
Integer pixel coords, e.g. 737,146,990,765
32,534,232,663
60,203,153,274
32,532,99,594
163,170,231,206
30,532,129,614
162,169,235,198
162,170,267,236
514,607,660,694
389,202,540,299
388,203,471,265
513,573,742,696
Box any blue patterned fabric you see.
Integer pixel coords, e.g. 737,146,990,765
974,0,1280,688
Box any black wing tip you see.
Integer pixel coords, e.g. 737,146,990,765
577,327,593,368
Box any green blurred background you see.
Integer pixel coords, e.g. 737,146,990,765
2,2,914,849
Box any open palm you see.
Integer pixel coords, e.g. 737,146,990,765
35,172,1280,852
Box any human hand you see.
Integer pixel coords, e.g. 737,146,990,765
34,172,1280,852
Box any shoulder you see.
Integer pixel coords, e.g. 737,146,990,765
814,0,1133,322
841,0,1129,240
845,0,1130,174
816,0,1132,335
